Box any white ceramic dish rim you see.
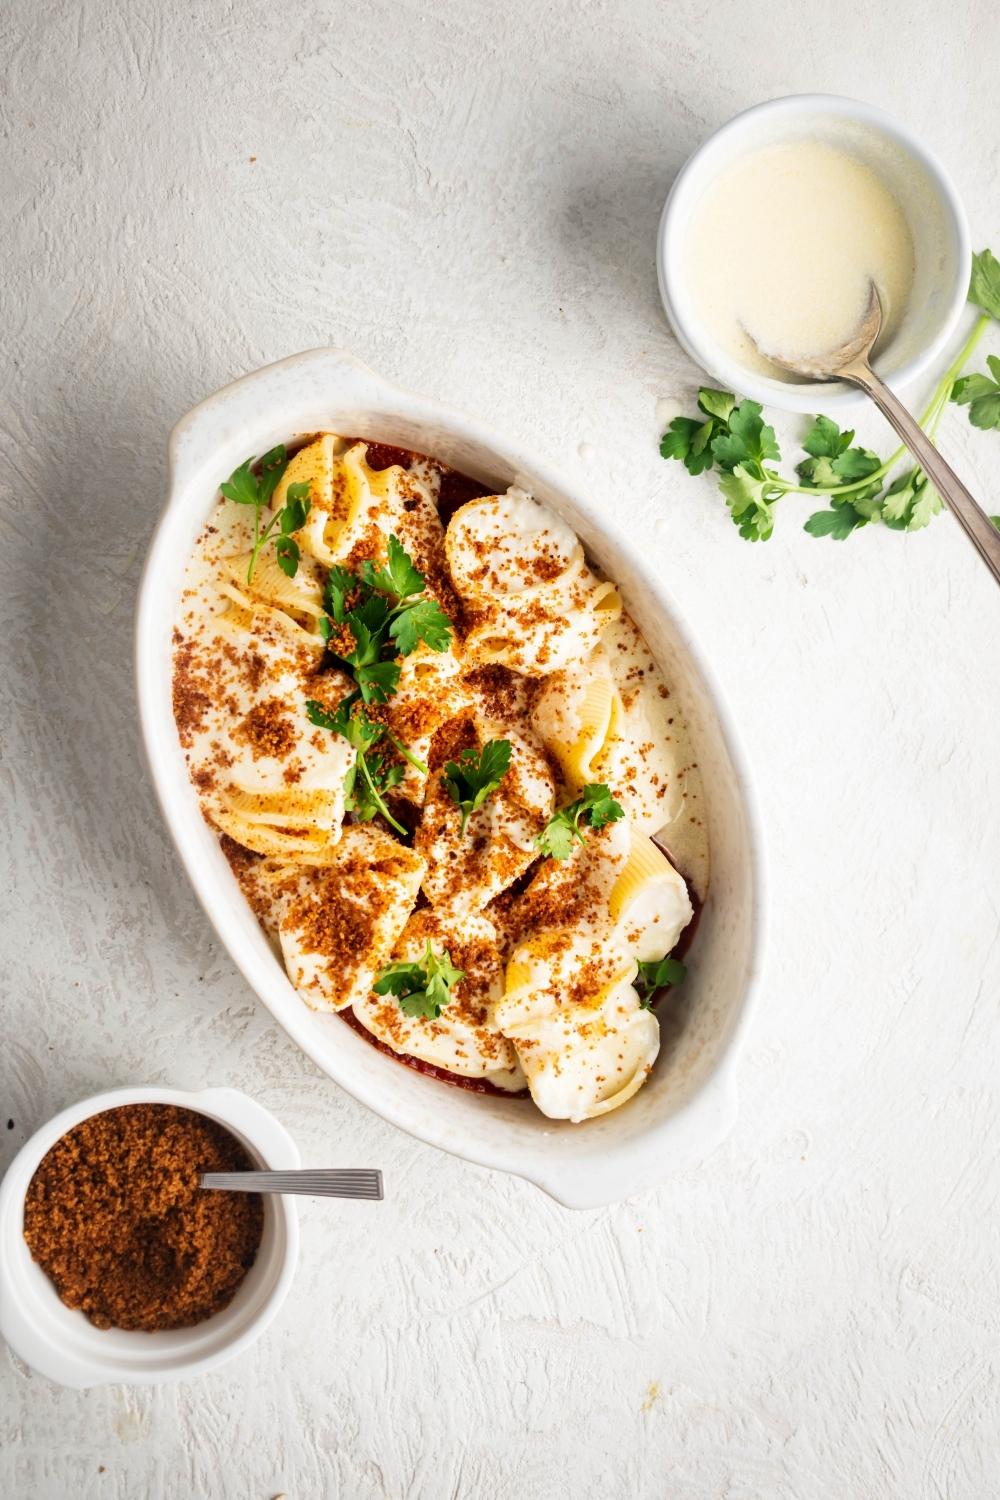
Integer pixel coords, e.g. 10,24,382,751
657,92,971,414
0,1085,300,1388
135,348,767,1208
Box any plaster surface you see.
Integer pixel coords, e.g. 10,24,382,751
2,1,999,1495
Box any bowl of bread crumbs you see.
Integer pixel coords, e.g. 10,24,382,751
0,1085,300,1387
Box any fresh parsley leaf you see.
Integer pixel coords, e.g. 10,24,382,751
535,815,577,860
697,388,737,423
257,445,289,508
390,597,453,656
360,533,426,599
661,391,787,534
797,449,885,508
219,459,262,507
305,698,407,834
350,592,393,640
635,956,687,1005
659,417,698,463
578,783,622,830
282,482,312,531
219,448,315,583
952,372,1000,407
324,566,357,623
687,419,717,474
829,446,882,483
374,940,465,1020
338,612,376,664
637,956,687,988
850,491,885,522
250,486,311,579
536,783,624,860
659,390,738,477
718,466,777,541
443,740,513,834
660,416,716,475
795,453,842,489
320,535,452,699
803,502,869,540
880,468,942,531
347,754,405,822
952,355,1000,431
306,698,376,748
801,414,855,460
993,516,1000,533
338,600,401,703
969,248,1000,322
219,446,290,509
353,658,402,704
710,400,781,472
275,535,301,577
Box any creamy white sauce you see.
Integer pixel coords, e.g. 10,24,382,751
174,447,711,1118
683,138,915,379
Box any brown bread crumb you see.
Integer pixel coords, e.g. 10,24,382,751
23,1104,263,1332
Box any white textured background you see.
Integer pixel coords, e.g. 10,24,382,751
3,2,1000,1496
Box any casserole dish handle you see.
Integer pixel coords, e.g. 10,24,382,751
167,347,399,496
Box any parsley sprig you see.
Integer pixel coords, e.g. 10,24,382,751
219,446,312,581
535,783,624,860
635,956,687,1009
306,535,447,828
952,355,1000,433
374,940,465,1019
442,740,512,833
661,391,783,540
319,535,453,704
967,247,1000,324
305,699,407,835
660,248,1000,543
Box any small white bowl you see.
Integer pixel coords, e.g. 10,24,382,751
657,93,971,413
0,1086,300,1388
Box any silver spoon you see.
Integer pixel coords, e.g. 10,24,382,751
200,1169,383,1200
756,282,1000,586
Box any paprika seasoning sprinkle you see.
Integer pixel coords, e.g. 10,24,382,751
23,1104,264,1332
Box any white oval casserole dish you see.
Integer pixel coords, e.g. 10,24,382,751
136,349,765,1208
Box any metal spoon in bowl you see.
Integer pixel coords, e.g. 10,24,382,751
753,282,1000,587
200,1169,383,1200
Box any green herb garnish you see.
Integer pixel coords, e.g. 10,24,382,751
321,535,452,705
659,388,736,476
968,247,1000,322
305,699,407,835
359,535,427,599
442,740,513,833
952,356,1000,432
322,565,357,625
336,593,404,705
373,940,465,1019
390,597,453,656
219,446,312,581
535,783,624,860
636,956,687,1008
659,249,1000,543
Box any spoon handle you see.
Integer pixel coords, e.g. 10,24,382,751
844,361,1000,588
200,1169,383,1200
